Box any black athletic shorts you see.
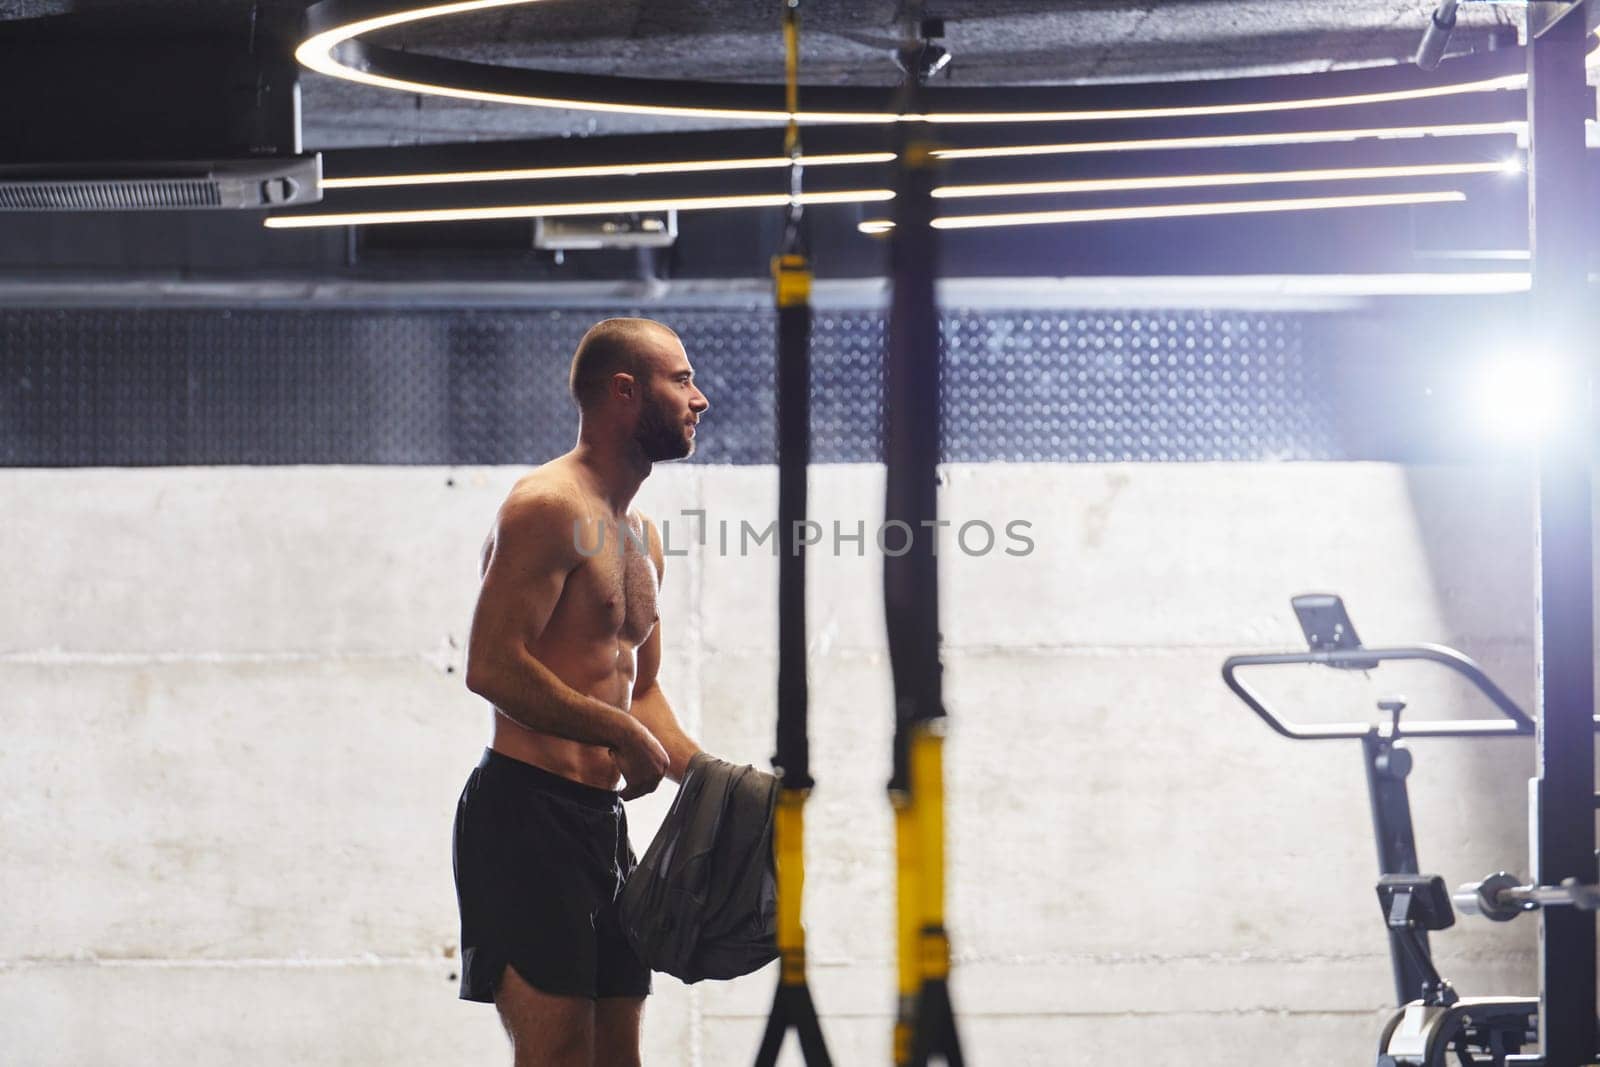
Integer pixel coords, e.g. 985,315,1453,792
453,748,652,1002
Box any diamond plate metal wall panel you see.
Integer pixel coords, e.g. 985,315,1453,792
1,304,1354,467
811,310,886,465
183,311,453,465
0,309,189,466
942,309,1334,462
673,309,778,466
447,311,577,466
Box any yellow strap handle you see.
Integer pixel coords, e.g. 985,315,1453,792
893,788,918,1066
774,788,810,985
772,253,812,308
894,723,953,1065
911,725,948,959
913,726,950,985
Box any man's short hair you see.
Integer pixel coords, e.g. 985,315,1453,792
568,318,681,411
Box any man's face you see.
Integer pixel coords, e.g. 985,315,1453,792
632,340,709,462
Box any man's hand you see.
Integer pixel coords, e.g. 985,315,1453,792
611,719,670,801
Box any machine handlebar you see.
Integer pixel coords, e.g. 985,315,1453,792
1221,643,1534,741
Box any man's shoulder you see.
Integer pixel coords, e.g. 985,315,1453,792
500,467,588,536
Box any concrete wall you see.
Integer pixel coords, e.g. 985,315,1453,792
0,461,1548,1065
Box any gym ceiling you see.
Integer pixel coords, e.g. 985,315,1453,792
0,1,1586,280
0,2,1532,145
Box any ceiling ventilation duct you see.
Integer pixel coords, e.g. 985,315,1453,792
0,158,322,212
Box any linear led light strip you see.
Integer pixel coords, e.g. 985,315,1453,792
295,0,1553,124
265,161,1501,229
932,120,1527,161
262,188,894,229
322,122,1525,190
935,159,1517,200
857,190,1468,234
323,152,897,189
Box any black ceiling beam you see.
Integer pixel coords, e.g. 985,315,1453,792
320,132,1525,194
291,160,898,215
317,93,1540,183
294,160,1520,225
0,28,303,163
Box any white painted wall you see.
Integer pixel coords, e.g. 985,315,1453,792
0,462,1546,1065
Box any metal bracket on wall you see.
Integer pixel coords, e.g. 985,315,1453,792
1526,1,1595,40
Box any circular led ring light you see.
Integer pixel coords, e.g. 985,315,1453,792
298,0,1539,125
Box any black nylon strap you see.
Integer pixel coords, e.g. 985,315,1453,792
774,283,813,789
754,981,832,1067
883,125,944,795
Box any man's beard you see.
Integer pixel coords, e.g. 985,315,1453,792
634,386,694,461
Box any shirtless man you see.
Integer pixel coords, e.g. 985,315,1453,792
454,318,709,1067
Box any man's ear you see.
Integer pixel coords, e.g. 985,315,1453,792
611,372,636,401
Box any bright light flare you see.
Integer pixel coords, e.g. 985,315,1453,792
1473,356,1571,442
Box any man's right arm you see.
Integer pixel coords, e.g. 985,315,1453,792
463,489,643,753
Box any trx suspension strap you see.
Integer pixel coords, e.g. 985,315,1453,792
884,15,964,1067
755,3,831,1063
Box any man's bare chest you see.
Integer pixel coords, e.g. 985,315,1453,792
568,522,659,645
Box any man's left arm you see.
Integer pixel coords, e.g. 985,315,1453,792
630,518,702,783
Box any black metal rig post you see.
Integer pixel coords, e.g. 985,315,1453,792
1526,4,1597,1064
